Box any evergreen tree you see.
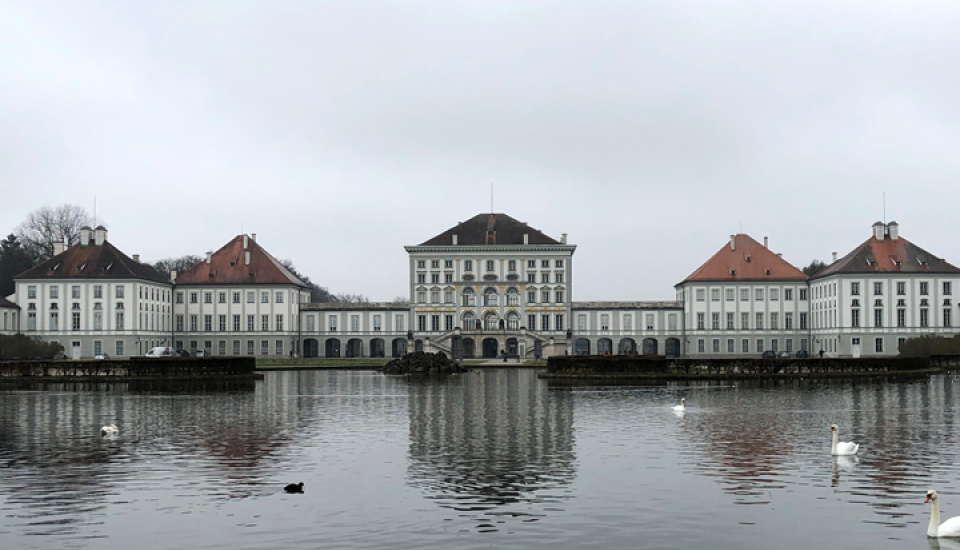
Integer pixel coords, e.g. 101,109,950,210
0,234,35,298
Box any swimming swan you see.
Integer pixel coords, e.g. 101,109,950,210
672,398,686,412
100,424,119,436
284,482,304,494
926,490,960,538
829,424,858,456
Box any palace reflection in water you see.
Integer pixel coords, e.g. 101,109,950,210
404,370,577,529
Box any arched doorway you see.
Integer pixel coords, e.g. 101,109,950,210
482,338,499,358
463,338,476,358
346,338,363,357
303,338,319,358
643,338,659,355
391,338,407,357
575,338,591,355
325,338,341,358
618,338,637,355
598,338,613,355
665,338,681,358
414,339,424,352
506,337,518,356
370,338,385,358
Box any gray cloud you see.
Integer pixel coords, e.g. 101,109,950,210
2,0,959,300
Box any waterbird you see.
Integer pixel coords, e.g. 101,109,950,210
284,482,304,494
926,490,960,538
829,424,859,456
672,398,686,412
100,424,119,436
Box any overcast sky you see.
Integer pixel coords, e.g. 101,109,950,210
2,1,959,301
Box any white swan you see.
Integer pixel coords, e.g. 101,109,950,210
926,490,960,538
672,398,686,412
829,424,858,456
100,424,119,436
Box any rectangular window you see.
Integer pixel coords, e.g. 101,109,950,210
114,340,124,356
920,282,929,295
755,289,764,301
114,285,124,299
72,312,80,331
785,312,793,330
741,312,749,330
897,309,905,328
247,291,255,303
555,314,564,331
527,260,536,269
261,314,271,331
555,290,564,303
726,289,734,301
418,315,426,331
770,289,779,301
920,309,929,328
741,339,749,353
445,273,453,284
189,292,197,304
851,282,860,296
555,273,564,284
875,309,884,328
874,282,883,295
850,309,860,328
784,288,793,300
541,314,550,332
431,291,440,303
204,292,212,304
528,290,537,304
755,313,764,330
232,292,241,304
444,315,453,331
50,312,59,331
416,273,425,284
945,309,953,328
261,292,269,304
93,312,102,330
646,313,655,330
444,260,453,269
556,260,563,268
541,273,550,283
417,260,425,269
711,289,720,301
726,313,734,330
396,315,404,332
190,314,198,331
696,289,705,301
696,313,704,330
247,340,254,355
261,340,269,355
218,315,226,331
770,313,779,330
740,289,749,301
218,340,226,355
527,273,536,283
727,339,734,353
875,338,883,353
464,260,473,272
799,288,808,300
248,315,256,331
417,291,426,303
27,312,36,331
542,290,550,303
71,285,80,299
542,260,550,268
712,339,720,353
233,340,241,355
93,340,102,356
896,281,905,295
117,312,125,330
27,285,36,299
711,313,719,330
218,292,226,304
528,314,537,331
578,314,587,331
756,339,764,353
49,285,58,299
601,314,609,331
945,282,953,296
668,314,677,330
204,315,212,332
431,274,439,284
233,314,241,331
276,315,284,332
771,339,779,352
697,339,705,353
799,312,808,329
93,285,102,299
486,260,495,272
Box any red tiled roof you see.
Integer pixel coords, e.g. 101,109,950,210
418,213,563,246
15,240,169,284
814,234,960,279
175,235,308,287
679,234,808,285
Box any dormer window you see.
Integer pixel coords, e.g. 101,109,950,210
765,269,771,276
103,262,113,271
77,263,86,272
730,269,736,276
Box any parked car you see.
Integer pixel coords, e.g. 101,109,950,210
796,349,810,358
777,351,791,358
175,349,190,357
145,346,174,357
195,349,206,357
761,350,777,359
94,353,110,360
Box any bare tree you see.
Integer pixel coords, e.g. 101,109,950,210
15,204,97,260
153,255,203,279
392,296,410,304
333,293,370,304
280,259,334,302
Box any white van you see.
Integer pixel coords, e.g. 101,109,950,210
145,346,174,357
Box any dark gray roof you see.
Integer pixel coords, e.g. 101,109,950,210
0,296,19,309
419,213,562,246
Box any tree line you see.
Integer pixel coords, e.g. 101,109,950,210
0,204,367,303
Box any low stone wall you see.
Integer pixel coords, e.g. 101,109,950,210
544,355,936,379
0,357,260,381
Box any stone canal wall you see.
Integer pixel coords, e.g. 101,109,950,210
544,355,942,379
0,357,259,381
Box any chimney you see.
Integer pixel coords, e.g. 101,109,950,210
206,251,213,264
94,226,107,246
873,221,885,241
452,234,458,245
53,241,65,256
763,236,769,249
79,226,92,246
730,235,736,251
832,251,838,263
245,251,250,266
888,221,899,240
251,233,256,242
561,233,568,244
171,270,177,282
243,235,248,249
523,233,529,245
132,254,140,263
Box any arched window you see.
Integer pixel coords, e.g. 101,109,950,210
484,311,500,331
506,311,519,330
462,287,476,307
506,287,520,306
462,311,477,330
484,288,499,307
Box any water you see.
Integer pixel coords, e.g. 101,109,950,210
2,369,960,549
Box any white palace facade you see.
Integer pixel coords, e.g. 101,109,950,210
5,213,960,359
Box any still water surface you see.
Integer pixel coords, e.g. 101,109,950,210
2,369,960,549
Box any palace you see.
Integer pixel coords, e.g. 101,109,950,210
5,214,960,359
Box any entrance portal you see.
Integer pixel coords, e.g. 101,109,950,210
482,338,499,358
